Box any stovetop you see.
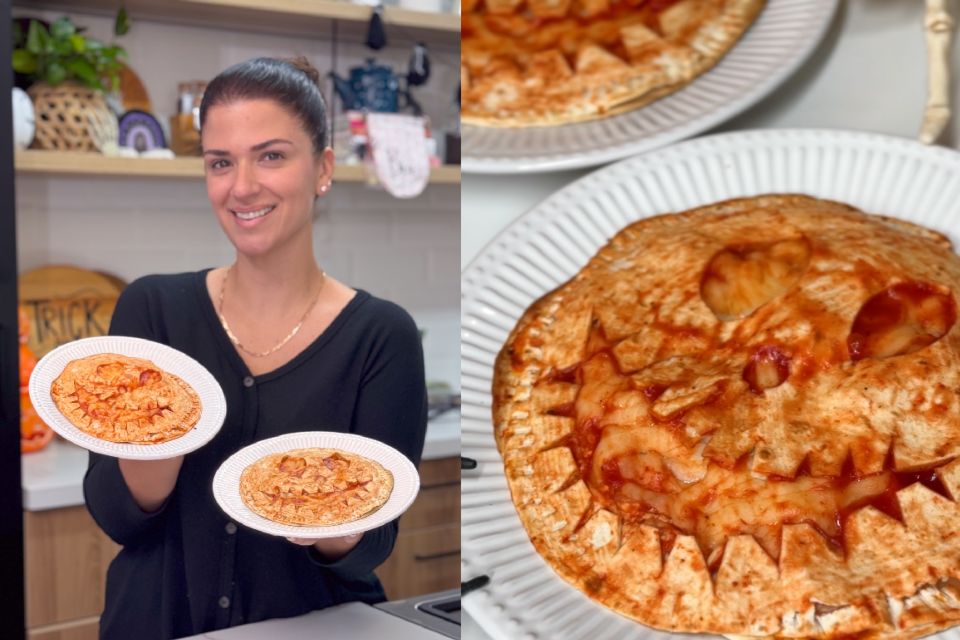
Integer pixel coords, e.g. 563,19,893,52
375,588,460,639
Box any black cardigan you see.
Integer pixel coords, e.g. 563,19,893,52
83,271,427,639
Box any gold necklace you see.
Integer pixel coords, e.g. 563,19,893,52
217,266,326,358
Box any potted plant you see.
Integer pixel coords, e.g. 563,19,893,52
10,10,130,151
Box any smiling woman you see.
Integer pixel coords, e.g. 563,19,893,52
82,57,428,640
201,97,332,262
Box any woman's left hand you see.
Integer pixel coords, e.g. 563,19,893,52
287,532,363,561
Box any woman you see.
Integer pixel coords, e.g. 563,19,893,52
83,57,428,639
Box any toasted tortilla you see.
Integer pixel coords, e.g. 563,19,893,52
51,352,200,444
462,0,766,127
493,195,960,637
239,448,394,526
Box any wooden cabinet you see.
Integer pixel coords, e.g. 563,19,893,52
23,507,118,639
23,456,459,637
377,456,460,599
28,625,101,640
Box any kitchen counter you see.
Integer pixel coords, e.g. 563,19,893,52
175,601,449,640
21,411,459,511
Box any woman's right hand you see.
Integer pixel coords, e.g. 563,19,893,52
118,456,185,513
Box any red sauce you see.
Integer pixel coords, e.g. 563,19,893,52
742,345,791,394
896,467,949,498
594,443,955,557
145,406,167,421
600,457,627,492
601,347,626,373
848,281,956,361
139,369,161,386
549,363,581,384
585,324,615,359
658,528,678,564
650,321,707,340
831,461,950,551
546,402,576,417
279,456,307,474
509,346,524,371
570,415,603,479
641,383,668,402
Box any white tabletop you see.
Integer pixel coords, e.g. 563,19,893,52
461,2,960,638
175,601,448,639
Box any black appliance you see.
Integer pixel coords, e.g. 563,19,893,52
375,588,460,639
0,0,27,637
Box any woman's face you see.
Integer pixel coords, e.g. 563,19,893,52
201,98,332,258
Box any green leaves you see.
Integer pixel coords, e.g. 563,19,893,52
45,61,66,85
49,17,76,40
25,20,48,55
65,58,97,86
9,12,129,92
114,6,130,37
11,49,36,74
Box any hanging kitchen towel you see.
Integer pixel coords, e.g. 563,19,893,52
365,4,387,50
365,113,430,199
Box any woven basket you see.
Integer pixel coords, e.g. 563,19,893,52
28,82,118,151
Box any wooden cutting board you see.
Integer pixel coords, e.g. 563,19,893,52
18,266,126,357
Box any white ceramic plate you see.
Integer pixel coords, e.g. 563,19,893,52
212,431,420,538
462,0,839,174
28,336,226,460
460,129,960,640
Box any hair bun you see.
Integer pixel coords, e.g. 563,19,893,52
287,56,322,89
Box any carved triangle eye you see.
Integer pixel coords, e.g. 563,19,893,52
848,281,956,361
743,345,791,394
700,237,812,321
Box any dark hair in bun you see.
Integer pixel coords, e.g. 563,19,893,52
199,56,328,152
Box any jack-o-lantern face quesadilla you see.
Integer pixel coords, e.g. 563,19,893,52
239,448,394,526
493,195,960,637
51,353,201,444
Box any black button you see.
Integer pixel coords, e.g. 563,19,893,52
219,596,230,608
243,376,254,388
225,522,237,535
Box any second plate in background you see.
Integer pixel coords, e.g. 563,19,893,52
462,0,838,174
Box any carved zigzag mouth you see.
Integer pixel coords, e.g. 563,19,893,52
534,312,958,566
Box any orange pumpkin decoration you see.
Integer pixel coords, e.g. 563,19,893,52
18,306,53,453
20,391,52,453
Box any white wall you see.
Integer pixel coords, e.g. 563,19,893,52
13,6,461,390
15,177,461,390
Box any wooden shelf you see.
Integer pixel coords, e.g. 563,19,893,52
14,150,461,184
20,0,460,45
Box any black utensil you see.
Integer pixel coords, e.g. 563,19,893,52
461,574,490,597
